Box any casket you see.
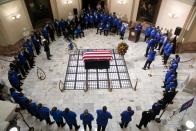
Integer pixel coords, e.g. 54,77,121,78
82,50,113,69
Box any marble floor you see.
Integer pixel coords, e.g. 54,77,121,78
0,29,196,131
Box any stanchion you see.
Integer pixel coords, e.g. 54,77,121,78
15,108,34,131
134,78,138,91
37,67,46,80
108,80,112,92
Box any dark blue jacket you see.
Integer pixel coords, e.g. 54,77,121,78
18,53,27,65
8,70,20,88
147,50,156,61
10,91,22,103
164,44,173,56
96,110,112,126
165,69,175,81
104,23,111,30
150,28,157,38
144,26,152,37
120,25,126,35
147,39,155,48
38,106,50,119
155,32,161,42
121,110,134,123
50,109,64,122
171,63,178,71
18,96,29,108
152,103,162,115
135,24,142,32
62,111,77,125
165,75,175,85
166,81,177,90
80,113,94,125
28,102,38,116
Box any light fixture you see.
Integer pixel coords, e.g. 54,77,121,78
186,120,195,129
16,14,21,19
168,13,178,19
12,16,16,20
8,126,20,131
11,14,21,20
64,0,72,5
118,0,126,4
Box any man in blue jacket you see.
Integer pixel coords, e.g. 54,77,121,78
134,23,143,42
150,27,157,38
151,101,162,120
62,108,80,130
26,100,42,120
119,106,134,128
96,106,112,131
80,109,94,131
145,38,156,57
38,103,54,125
10,88,23,103
104,22,111,36
8,69,22,92
96,21,105,35
50,107,65,127
163,43,173,65
143,49,156,70
144,25,152,41
119,24,126,40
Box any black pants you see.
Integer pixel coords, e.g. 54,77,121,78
56,120,65,127
120,33,124,40
35,46,41,55
104,30,109,36
68,121,79,130
97,125,106,131
158,43,163,50
120,120,129,128
143,60,152,69
163,54,169,65
46,50,51,59
84,123,92,130
45,116,53,125
145,47,150,57
138,119,148,129
144,36,149,41
135,31,141,42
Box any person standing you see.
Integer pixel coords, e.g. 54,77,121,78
62,108,80,130
144,25,152,41
134,23,143,42
43,39,52,60
38,103,54,125
119,106,134,128
151,101,162,120
50,107,65,127
80,109,94,131
8,69,22,92
143,49,156,70
96,106,112,131
119,24,126,40
136,109,153,129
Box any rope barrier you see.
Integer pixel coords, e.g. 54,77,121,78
36,67,46,80
180,57,196,63
0,58,12,62
59,80,65,92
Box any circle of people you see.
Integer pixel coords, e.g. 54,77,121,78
6,8,181,131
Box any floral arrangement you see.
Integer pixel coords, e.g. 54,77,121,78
117,42,129,55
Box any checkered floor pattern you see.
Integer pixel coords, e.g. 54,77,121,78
64,49,132,90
